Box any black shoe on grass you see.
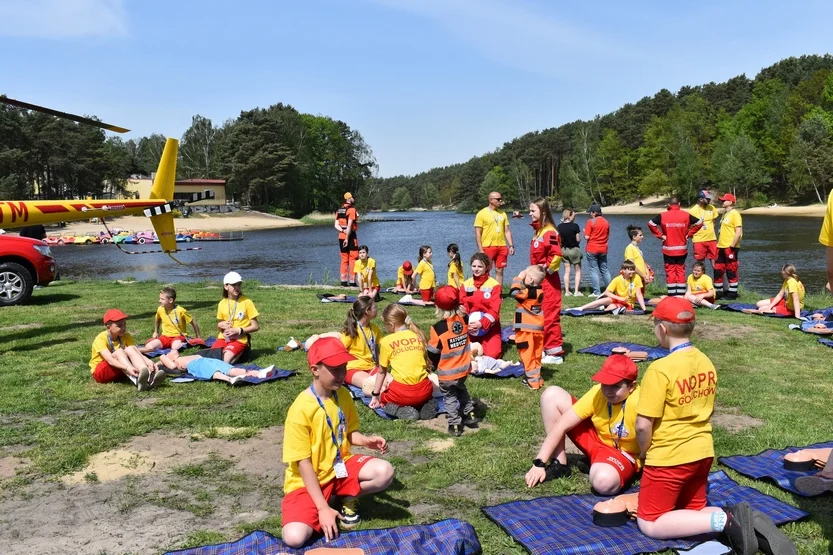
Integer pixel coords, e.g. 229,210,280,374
544,461,571,482
383,403,419,420
722,502,758,555
419,398,439,420
448,424,463,437
752,509,797,555
462,411,481,428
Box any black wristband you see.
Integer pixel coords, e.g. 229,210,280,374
371,391,381,397
533,458,546,468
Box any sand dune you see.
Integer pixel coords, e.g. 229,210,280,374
50,211,305,235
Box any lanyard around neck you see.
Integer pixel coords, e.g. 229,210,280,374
226,298,239,323
358,323,378,365
107,335,123,352
670,342,693,353
309,385,346,465
607,400,626,450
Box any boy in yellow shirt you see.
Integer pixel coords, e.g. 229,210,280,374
573,260,647,314
139,287,201,355
525,354,642,495
354,245,380,300
635,297,793,555
684,262,719,310
281,337,394,548
90,309,164,391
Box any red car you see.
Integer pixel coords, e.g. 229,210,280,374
0,235,58,306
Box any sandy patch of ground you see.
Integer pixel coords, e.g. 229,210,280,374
712,406,764,433
594,195,825,218
53,211,305,236
695,323,757,342
0,457,29,480
427,439,455,452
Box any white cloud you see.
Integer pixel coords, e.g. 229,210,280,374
368,0,630,76
0,0,128,39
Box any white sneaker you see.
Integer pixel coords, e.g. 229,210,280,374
573,291,584,297
563,291,571,296
256,365,276,378
541,355,564,365
612,307,626,315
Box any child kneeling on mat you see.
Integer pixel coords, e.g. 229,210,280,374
368,304,438,420
574,260,647,314
525,354,641,494
635,297,793,555
282,337,394,548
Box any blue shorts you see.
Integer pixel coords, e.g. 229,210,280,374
186,357,235,379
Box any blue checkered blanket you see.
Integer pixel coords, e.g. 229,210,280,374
577,342,669,361
791,320,833,333
471,362,525,379
346,383,446,420
170,364,294,386
804,306,833,319
723,303,814,318
719,441,833,496
501,325,515,344
144,336,216,358
318,293,358,303
562,308,646,317
164,518,481,555
481,471,806,555
820,338,833,348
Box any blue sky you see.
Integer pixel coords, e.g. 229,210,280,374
2,0,833,177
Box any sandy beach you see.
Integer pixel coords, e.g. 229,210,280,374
50,211,306,235
598,195,826,217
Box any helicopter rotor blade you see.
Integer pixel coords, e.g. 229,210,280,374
0,96,130,133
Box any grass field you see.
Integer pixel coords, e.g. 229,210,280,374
1,279,832,554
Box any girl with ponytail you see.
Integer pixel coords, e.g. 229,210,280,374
340,296,383,388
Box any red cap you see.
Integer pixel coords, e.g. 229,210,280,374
307,336,356,367
402,261,413,275
103,308,128,324
651,296,696,324
434,285,460,311
591,354,638,385
718,193,736,203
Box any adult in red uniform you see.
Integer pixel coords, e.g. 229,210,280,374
459,252,503,358
647,197,702,297
529,197,564,365
334,192,359,286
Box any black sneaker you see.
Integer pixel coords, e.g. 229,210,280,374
383,403,419,420
419,398,439,420
752,509,797,555
575,457,591,475
723,502,759,555
340,281,349,287
348,282,358,288
544,461,571,482
462,411,481,429
448,424,463,437
339,498,361,529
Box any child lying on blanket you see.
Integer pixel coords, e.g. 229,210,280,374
470,342,520,374
574,260,647,314
157,352,275,383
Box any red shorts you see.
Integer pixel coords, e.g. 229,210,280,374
211,338,247,356
420,288,434,302
346,365,379,384
769,297,790,316
482,246,508,269
281,455,375,531
610,299,634,311
92,360,123,383
380,378,433,408
693,241,717,261
567,398,638,488
637,457,713,522
158,335,186,349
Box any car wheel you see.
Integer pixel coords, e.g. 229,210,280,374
85,239,92,245
138,238,146,245
58,240,64,245
100,238,109,244
0,262,35,306
185,236,192,242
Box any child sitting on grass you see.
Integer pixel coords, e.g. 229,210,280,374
139,286,201,355
90,309,164,391
525,354,641,494
339,296,382,389
281,337,394,548
684,261,719,310
215,271,260,363
635,297,794,555
510,265,547,389
156,352,275,383
748,263,805,319
574,260,647,314
428,285,481,436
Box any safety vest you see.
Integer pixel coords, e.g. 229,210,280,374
428,315,471,381
647,206,702,257
336,203,358,240
510,280,544,333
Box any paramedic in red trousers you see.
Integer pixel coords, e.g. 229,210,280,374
647,196,702,296
335,192,359,286
529,197,565,365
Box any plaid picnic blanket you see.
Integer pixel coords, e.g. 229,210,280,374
719,441,833,496
471,363,525,378
577,342,670,362
723,303,814,318
819,338,833,349
165,518,481,555
171,364,294,386
144,336,216,358
318,293,358,303
481,471,807,555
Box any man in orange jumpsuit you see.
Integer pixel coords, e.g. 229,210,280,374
334,192,359,286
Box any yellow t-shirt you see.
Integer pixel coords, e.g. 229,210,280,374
637,347,716,467
396,266,412,287
156,305,192,337
414,260,436,290
689,204,719,243
341,322,382,372
353,257,380,288
623,244,647,277
448,263,464,288
378,329,429,385
216,295,259,345
89,330,136,373
717,209,742,249
687,274,715,295
572,384,642,463
606,274,643,304
820,189,833,247
474,207,508,247
282,387,360,494
783,277,805,312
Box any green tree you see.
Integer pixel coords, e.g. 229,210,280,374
478,165,515,206
178,115,223,179
391,186,412,210
711,131,770,201
787,112,833,202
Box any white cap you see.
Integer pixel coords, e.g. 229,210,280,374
223,271,243,285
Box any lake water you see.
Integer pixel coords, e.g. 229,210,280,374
52,211,829,294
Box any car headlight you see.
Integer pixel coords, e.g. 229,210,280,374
33,244,53,257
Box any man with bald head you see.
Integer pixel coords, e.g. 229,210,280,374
474,191,515,286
